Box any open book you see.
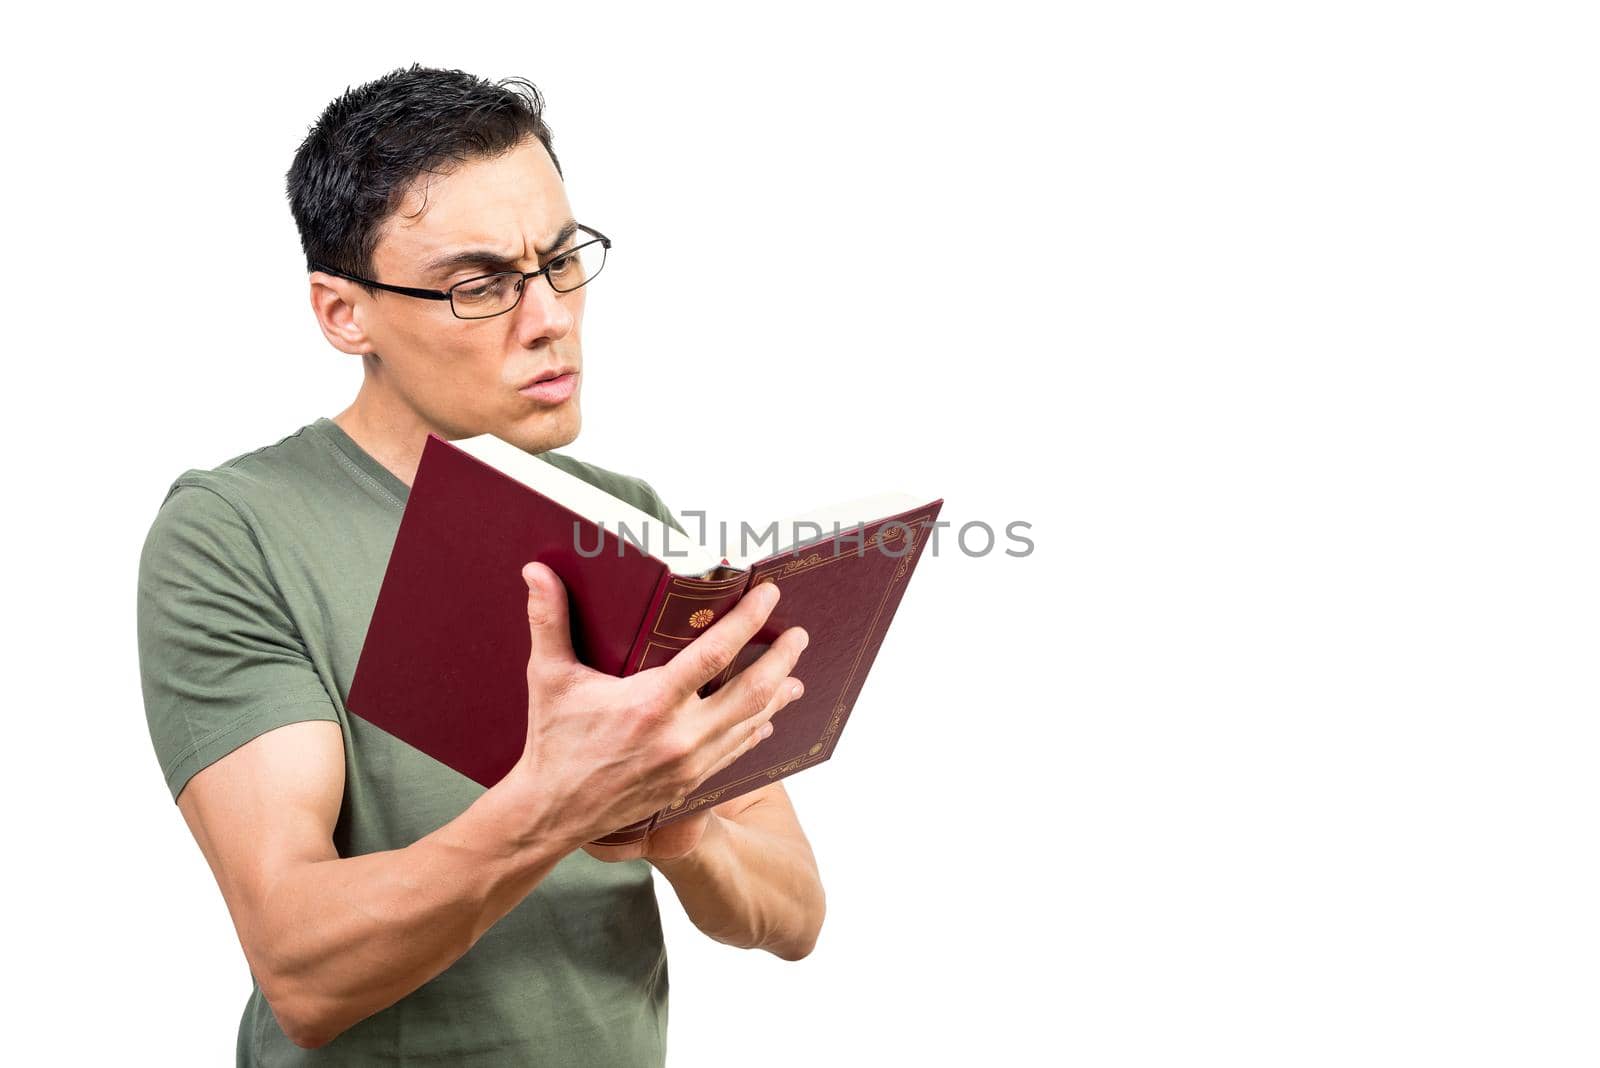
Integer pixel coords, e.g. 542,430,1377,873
346,431,943,845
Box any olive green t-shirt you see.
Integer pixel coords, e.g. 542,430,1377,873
135,416,681,1067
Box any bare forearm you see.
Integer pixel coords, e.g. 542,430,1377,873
252,770,577,1047
652,814,825,960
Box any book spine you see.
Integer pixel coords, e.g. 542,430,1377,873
588,570,754,847
620,568,677,682
623,571,755,677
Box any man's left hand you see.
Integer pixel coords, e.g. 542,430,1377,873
582,810,714,864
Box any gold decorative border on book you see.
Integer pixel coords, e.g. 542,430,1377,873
757,522,910,582
663,787,728,816
660,512,934,819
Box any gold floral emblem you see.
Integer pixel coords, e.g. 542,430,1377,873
688,608,715,629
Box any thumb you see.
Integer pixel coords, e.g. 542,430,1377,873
523,561,576,670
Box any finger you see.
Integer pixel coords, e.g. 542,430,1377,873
700,625,808,736
661,580,782,697
687,675,802,791
522,562,576,677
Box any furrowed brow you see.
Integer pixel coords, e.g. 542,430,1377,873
536,219,580,256
420,220,581,282
419,249,516,281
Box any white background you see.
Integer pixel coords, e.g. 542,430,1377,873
6,2,1597,1065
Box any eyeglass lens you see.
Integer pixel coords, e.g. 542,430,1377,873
449,240,607,318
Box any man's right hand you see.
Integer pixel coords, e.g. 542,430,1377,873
516,562,809,847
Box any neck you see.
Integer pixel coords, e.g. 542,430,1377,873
332,384,441,491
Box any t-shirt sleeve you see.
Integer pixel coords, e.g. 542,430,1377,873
136,481,340,803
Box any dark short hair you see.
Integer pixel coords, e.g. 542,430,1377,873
286,64,562,292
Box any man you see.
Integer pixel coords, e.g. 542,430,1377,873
135,64,825,1065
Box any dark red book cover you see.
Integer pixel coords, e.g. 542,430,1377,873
346,432,941,845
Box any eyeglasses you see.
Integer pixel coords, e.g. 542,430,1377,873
309,223,611,320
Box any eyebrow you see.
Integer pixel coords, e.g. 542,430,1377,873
419,219,581,281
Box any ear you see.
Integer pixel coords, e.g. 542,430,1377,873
308,271,376,357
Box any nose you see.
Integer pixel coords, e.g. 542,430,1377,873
510,274,576,344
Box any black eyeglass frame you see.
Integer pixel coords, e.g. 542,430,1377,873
309,224,612,320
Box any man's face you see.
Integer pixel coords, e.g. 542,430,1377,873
350,137,586,453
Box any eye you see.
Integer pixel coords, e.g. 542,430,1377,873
458,275,511,299
548,250,578,274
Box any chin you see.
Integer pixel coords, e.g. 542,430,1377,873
514,403,581,452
